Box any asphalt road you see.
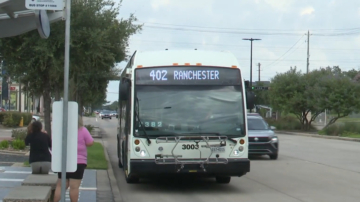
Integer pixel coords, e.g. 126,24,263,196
84,116,360,202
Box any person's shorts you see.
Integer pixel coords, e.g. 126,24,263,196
57,164,87,180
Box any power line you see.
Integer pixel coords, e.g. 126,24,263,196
263,35,305,68
137,22,360,36
130,39,360,51
143,25,305,36
138,21,360,32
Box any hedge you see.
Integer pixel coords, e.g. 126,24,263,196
0,112,33,127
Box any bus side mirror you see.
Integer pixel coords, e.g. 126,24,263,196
246,91,255,110
120,80,130,101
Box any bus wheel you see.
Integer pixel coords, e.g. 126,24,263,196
216,176,231,184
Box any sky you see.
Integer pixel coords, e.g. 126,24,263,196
106,0,360,102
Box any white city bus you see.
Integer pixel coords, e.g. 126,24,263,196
117,49,255,184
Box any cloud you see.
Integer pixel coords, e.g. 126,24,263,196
300,7,315,16
151,0,170,11
150,0,214,12
263,0,295,12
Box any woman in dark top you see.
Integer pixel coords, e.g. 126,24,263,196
25,121,52,174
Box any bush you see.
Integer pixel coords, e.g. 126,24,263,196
0,140,9,149
265,116,302,130
12,139,26,150
3,113,16,127
265,115,317,131
84,124,94,133
319,122,360,136
0,112,33,127
84,112,94,117
11,129,27,140
22,113,33,125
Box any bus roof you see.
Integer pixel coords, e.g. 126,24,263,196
132,49,240,68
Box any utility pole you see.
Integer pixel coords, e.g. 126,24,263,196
306,30,310,74
258,63,261,82
242,38,261,90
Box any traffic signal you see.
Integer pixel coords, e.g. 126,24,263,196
244,80,250,89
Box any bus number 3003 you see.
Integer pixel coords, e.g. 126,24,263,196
182,144,199,150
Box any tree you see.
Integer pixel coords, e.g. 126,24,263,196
0,24,65,135
269,67,329,130
269,67,311,129
316,67,360,127
67,0,141,114
269,66,360,130
103,101,118,111
301,68,336,130
343,68,359,80
0,0,142,134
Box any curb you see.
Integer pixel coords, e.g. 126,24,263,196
0,150,28,155
277,131,360,143
91,128,102,139
100,137,123,202
12,162,27,167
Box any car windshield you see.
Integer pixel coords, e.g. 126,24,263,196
134,85,245,137
247,118,269,130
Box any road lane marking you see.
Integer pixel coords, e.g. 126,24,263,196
4,171,56,175
0,178,23,182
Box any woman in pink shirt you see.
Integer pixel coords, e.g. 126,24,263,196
54,115,94,202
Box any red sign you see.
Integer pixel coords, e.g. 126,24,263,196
0,86,17,91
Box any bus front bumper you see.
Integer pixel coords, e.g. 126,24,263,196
130,158,250,177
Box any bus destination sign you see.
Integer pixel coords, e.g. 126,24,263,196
135,66,241,85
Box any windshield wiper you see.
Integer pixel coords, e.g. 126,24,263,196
135,97,151,145
180,132,237,144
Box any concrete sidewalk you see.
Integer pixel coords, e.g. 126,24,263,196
0,127,27,142
0,116,117,201
0,167,102,202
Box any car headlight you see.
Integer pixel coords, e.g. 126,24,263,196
233,150,240,156
271,137,278,142
140,150,147,156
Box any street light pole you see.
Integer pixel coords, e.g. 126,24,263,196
242,38,261,90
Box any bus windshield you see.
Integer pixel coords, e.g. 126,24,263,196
134,85,246,137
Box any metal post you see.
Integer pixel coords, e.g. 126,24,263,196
8,80,10,110
242,38,261,90
258,63,261,82
250,40,253,89
60,0,71,201
306,30,310,74
324,109,327,126
19,80,22,112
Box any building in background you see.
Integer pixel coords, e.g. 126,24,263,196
0,75,44,114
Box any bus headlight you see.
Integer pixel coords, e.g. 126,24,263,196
233,150,240,156
140,150,146,156
271,137,278,143
135,146,140,152
238,146,244,152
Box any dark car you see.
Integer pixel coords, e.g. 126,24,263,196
247,115,279,160
101,112,112,119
